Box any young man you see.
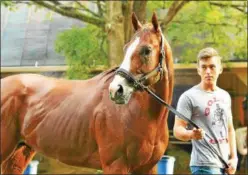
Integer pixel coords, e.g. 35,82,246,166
173,48,238,174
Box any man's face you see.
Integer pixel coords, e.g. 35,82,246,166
197,56,223,86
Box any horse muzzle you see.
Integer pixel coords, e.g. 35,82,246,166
109,78,134,104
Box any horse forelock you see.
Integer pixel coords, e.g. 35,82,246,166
132,24,157,39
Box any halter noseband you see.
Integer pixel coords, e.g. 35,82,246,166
115,33,166,91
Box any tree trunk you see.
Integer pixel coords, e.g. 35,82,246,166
105,1,148,66
122,1,134,43
123,1,147,43
133,1,147,24
106,1,125,67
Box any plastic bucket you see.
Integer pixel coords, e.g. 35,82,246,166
157,155,176,174
23,160,39,174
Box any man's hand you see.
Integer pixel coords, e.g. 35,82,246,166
225,157,238,174
191,128,205,140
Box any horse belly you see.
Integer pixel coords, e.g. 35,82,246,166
25,127,100,168
57,150,102,169
23,110,99,168
19,77,103,168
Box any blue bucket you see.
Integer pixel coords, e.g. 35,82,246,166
157,155,176,174
23,160,39,174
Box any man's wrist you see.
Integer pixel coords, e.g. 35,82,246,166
187,130,193,140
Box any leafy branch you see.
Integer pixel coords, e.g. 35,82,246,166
28,0,105,27
160,0,191,31
172,20,246,30
96,0,104,17
209,2,247,14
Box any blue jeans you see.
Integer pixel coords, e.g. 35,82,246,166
190,166,227,175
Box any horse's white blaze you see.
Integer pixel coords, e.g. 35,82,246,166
120,37,140,71
109,37,140,100
111,37,140,84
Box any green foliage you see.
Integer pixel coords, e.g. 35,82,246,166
1,1,14,7
1,1,18,11
55,25,108,79
168,1,247,62
147,1,247,63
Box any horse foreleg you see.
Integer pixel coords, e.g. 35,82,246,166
102,157,129,174
146,165,157,174
132,164,158,174
1,143,36,174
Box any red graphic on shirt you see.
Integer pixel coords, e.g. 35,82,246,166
204,97,223,117
209,138,228,144
204,107,210,116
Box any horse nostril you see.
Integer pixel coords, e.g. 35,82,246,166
109,83,124,100
116,85,124,96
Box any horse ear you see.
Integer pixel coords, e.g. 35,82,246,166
152,12,160,32
132,12,142,31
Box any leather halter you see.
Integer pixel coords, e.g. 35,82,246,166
115,33,166,91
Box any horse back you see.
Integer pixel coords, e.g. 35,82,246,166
1,75,29,124
1,74,62,131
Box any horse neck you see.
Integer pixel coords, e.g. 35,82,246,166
146,77,171,122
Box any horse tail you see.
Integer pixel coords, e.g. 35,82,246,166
1,142,36,174
1,75,28,164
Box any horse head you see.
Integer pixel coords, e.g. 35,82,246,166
109,12,168,104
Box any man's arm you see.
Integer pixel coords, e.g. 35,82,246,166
173,117,192,141
228,117,237,160
173,117,204,141
226,117,238,174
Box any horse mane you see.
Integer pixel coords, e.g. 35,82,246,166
97,67,119,83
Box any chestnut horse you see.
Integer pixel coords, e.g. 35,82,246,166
1,13,174,174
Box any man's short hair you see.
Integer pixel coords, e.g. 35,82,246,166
197,47,222,64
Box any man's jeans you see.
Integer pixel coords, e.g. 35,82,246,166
190,166,227,175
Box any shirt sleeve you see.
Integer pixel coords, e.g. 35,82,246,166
176,93,193,120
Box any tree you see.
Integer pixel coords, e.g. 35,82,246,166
1,1,191,66
2,1,247,65
166,1,247,62
55,25,108,79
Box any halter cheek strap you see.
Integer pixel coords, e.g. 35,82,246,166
158,33,165,81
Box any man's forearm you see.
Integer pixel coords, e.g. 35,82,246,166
228,127,237,159
174,126,192,142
